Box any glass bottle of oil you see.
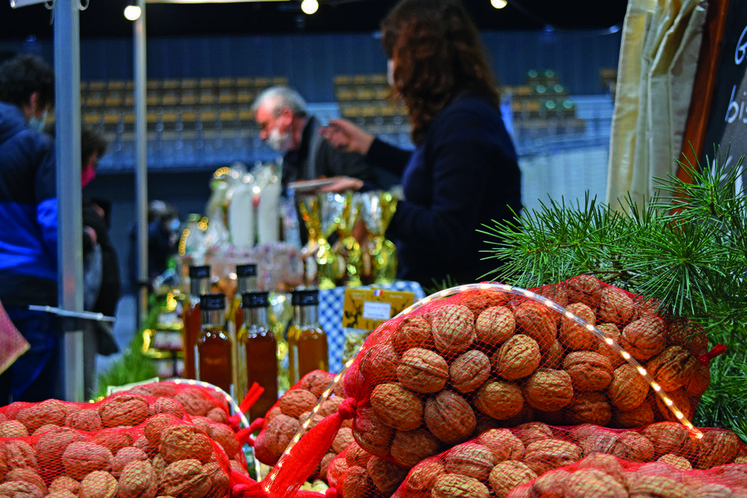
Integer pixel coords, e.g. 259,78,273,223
230,263,258,334
182,264,210,379
287,288,328,385
195,293,234,396
237,290,278,419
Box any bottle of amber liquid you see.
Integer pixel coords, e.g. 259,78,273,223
182,265,210,379
230,263,258,334
195,293,234,396
237,291,278,419
287,288,328,385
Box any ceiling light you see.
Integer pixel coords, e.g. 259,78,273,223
301,0,318,15
124,4,142,20
491,0,507,9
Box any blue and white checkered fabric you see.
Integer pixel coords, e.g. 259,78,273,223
320,281,425,374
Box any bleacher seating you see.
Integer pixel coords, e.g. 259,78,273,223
503,68,586,146
76,76,287,170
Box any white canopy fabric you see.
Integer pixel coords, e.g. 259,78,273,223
607,0,708,210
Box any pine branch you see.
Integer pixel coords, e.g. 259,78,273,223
484,151,747,438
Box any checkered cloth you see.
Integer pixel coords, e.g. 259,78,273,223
320,281,425,374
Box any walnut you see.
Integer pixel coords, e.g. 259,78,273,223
430,304,476,356
563,351,614,392
559,302,598,351
474,381,524,421
513,301,557,351
389,429,441,469
523,369,574,412
492,334,541,381
607,364,649,411
369,382,423,432
488,460,537,498
477,428,525,462
424,391,476,445
443,442,496,481
432,473,489,498
396,348,449,394
449,350,491,393
620,316,667,361
475,306,515,346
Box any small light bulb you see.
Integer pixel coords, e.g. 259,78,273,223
301,0,318,15
124,5,141,21
491,0,508,9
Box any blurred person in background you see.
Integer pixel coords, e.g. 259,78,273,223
0,54,59,403
251,85,378,191
80,127,121,397
128,200,180,292
320,0,522,289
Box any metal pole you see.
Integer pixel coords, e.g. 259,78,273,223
54,0,84,402
134,0,149,331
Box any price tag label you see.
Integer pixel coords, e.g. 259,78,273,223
363,301,392,321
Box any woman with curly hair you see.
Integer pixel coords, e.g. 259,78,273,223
322,0,522,288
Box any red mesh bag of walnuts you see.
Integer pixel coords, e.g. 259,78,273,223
324,438,410,498
339,278,717,467
0,403,236,497
251,370,349,471
244,278,723,496
391,421,746,497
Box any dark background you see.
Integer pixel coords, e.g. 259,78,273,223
1,0,628,39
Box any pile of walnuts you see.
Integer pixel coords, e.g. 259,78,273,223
393,422,747,498
0,383,244,498
348,278,711,468
254,370,350,484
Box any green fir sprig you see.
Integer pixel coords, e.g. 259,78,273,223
482,148,747,439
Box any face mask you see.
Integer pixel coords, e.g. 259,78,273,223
29,110,48,133
267,126,294,153
387,59,395,87
81,165,96,188
168,218,180,232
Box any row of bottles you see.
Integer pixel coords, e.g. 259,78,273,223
182,263,328,420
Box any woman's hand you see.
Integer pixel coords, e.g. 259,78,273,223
320,119,375,156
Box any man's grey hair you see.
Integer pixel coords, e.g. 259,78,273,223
251,85,308,118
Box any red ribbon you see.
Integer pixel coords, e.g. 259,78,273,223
697,343,727,365
262,397,357,497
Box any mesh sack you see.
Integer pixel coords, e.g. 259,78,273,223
392,421,747,497
0,410,233,498
506,456,747,498
252,370,347,471
341,279,718,467
324,441,410,498
123,380,232,425
243,279,722,496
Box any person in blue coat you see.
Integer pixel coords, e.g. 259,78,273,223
0,54,59,403
321,0,522,289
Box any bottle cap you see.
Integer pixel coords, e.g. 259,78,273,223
242,291,269,308
291,288,319,306
189,265,210,279
236,264,258,278
200,293,225,311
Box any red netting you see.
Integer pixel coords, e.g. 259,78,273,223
325,440,410,497
244,279,727,497
339,279,714,470
251,370,348,476
390,422,747,497
0,381,247,497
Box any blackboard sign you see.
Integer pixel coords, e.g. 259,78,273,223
680,0,747,189
699,0,747,177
